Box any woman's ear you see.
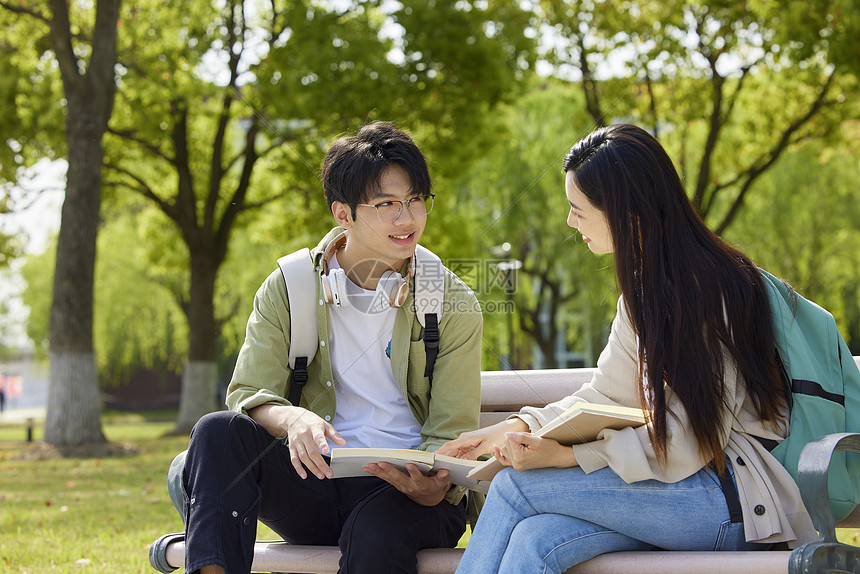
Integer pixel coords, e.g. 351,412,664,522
331,201,353,229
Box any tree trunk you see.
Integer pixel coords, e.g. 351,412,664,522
174,361,219,433
519,298,559,370
46,351,104,444
172,250,220,433
45,103,108,445
43,0,120,447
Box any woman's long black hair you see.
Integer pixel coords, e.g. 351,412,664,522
564,124,787,471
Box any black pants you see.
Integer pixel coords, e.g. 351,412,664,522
182,410,467,574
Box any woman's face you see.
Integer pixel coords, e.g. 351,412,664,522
565,171,614,254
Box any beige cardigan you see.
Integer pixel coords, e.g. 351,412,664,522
516,296,817,546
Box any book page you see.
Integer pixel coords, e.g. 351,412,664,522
330,448,434,479
431,454,489,494
538,404,645,444
329,448,488,491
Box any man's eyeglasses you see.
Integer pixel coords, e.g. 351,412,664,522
356,194,435,223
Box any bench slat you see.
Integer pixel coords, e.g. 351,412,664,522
568,550,791,574
482,356,860,409
163,540,793,574
480,369,593,410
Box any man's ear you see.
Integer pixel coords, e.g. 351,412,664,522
331,201,353,229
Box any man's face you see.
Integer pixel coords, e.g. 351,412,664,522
332,164,427,275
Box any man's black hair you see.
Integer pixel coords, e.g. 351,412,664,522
322,122,432,218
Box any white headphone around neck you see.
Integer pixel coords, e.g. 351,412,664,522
320,231,413,309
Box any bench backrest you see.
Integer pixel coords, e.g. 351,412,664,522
479,368,593,427
480,357,860,425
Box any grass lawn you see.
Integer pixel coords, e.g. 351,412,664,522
0,411,213,573
0,412,856,573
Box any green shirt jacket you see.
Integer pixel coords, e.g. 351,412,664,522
226,227,484,507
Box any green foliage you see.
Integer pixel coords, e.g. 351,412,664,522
449,79,617,369
0,8,64,267
726,138,860,352
0,218,25,269
0,270,23,360
649,66,855,221
387,0,536,174
215,207,322,366
763,0,860,75
20,243,55,360
254,0,537,177
537,0,855,236
93,209,190,387
0,7,66,181
19,206,191,385
252,1,398,129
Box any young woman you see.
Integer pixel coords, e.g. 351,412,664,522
441,124,817,573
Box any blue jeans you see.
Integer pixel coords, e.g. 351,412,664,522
457,462,767,574
172,411,466,574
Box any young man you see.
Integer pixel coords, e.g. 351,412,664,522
167,122,483,574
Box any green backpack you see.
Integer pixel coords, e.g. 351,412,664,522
762,270,860,521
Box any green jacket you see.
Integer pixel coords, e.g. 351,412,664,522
226,227,484,506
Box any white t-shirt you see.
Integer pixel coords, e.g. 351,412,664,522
327,254,422,450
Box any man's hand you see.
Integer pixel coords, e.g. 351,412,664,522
248,404,346,480
437,418,529,460
495,432,577,471
362,462,451,506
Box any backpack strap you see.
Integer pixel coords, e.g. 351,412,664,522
277,248,318,406
716,468,744,523
413,246,445,382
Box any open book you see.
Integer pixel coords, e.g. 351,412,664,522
466,402,647,482
329,447,491,494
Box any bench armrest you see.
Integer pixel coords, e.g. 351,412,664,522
789,432,860,574
796,432,860,542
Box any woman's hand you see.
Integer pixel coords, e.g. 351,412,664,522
363,462,451,506
438,418,530,460
495,432,578,471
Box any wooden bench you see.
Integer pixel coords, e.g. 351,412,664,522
150,361,860,573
